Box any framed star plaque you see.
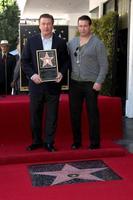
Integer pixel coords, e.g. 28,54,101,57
36,49,58,82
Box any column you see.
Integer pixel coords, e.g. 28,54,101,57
126,0,133,118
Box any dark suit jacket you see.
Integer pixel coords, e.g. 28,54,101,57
0,52,16,94
21,33,69,95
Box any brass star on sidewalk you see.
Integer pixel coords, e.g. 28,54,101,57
33,164,107,185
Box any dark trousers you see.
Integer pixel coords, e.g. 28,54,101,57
69,80,100,145
0,82,11,95
30,91,60,145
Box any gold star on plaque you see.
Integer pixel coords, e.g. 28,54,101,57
40,52,53,67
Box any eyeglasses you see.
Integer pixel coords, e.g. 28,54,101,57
74,47,79,57
74,47,80,64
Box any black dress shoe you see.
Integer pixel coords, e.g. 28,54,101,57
71,143,81,150
44,143,56,152
26,143,43,151
89,144,100,150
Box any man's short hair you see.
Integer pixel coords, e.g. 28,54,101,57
39,13,54,24
78,15,92,25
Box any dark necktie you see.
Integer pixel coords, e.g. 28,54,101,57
2,54,7,62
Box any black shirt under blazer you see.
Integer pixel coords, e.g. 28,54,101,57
21,33,69,95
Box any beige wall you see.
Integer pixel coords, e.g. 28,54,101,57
89,0,107,11
68,26,77,41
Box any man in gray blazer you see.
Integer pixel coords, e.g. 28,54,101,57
68,15,108,150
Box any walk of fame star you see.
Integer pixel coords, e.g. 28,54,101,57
32,164,107,185
40,52,53,67
29,160,122,187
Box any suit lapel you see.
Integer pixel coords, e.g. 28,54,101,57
52,34,58,49
0,53,2,62
36,34,43,50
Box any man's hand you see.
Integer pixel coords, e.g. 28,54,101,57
55,72,63,83
31,74,42,84
93,83,102,91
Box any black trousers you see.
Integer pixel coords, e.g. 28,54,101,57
69,80,100,145
30,91,60,145
0,82,11,95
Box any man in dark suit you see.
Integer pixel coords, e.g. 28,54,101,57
0,40,16,95
21,13,69,152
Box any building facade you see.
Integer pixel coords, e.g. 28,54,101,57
89,0,133,118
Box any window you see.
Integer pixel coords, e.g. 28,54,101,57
89,7,99,19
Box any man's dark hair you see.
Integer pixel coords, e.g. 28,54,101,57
39,13,54,24
78,15,92,25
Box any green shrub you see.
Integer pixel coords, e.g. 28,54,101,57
0,0,20,50
92,11,118,95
